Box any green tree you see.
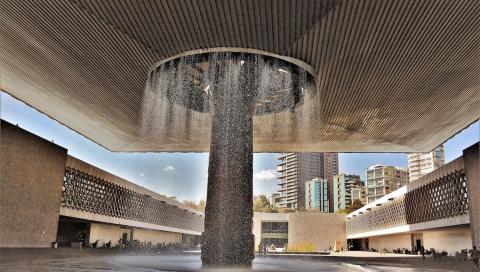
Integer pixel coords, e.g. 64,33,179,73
253,195,279,213
350,199,364,211
197,199,206,212
253,195,270,212
335,199,365,214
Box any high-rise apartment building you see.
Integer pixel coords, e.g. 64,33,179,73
351,185,366,205
365,165,408,203
269,193,279,207
275,153,338,209
332,173,362,212
305,178,320,210
408,145,445,182
305,178,329,212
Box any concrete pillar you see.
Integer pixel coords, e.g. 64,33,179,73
464,143,479,248
201,57,256,266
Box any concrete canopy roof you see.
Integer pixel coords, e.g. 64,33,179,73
1,0,479,152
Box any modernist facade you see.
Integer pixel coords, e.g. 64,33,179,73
276,153,338,210
0,121,203,248
59,155,204,247
347,144,479,255
408,145,445,182
305,178,329,212
333,174,362,212
2,119,479,254
365,165,408,204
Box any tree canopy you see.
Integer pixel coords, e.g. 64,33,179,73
253,195,278,213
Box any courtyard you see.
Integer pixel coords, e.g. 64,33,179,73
1,0,479,270
0,248,476,272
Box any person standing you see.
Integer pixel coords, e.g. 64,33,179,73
472,246,479,270
420,246,425,260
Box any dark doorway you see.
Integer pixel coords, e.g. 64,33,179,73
411,234,423,252
348,239,364,251
416,239,422,249
56,216,90,247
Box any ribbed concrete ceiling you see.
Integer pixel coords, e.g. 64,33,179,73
1,0,479,152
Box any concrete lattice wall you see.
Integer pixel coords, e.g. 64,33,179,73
62,156,204,235
0,121,67,247
347,155,471,238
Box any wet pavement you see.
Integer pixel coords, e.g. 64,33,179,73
0,248,475,271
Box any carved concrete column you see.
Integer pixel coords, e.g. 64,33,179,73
201,57,256,267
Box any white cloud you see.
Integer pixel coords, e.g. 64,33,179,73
253,169,280,182
164,165,175,171
139,173,145,177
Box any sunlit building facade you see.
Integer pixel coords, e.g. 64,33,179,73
305,178,329,212
275,153,338,210
333,173,362,212
365,165,408,204
351,185,367,205
408,145,445,182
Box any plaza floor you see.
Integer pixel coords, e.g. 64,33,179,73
0,248,476,272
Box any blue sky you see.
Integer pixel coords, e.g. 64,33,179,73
1,91,478,202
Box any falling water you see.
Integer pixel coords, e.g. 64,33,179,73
140,52,318,151
140,51,318,266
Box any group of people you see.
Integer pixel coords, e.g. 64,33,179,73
115,238,194,252
258,241,270,256
156,241,191,251
91,239,111,248
420,245,478,270
256,241,479,270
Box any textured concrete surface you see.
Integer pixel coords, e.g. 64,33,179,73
464,143,479,248
288,213,347,251
0,121,67,247
252,212,347,252
202,62,255,266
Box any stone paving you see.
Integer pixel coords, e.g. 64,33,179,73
0,248,477,272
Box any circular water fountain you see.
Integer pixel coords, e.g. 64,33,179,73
147,50,316,116
145,49,317,267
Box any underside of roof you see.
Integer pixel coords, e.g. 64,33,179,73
1,0,479,152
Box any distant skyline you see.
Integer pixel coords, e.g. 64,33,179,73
1,91,478,202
